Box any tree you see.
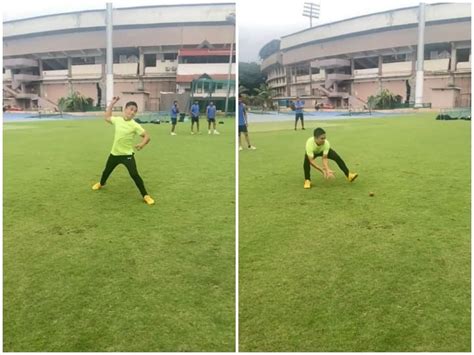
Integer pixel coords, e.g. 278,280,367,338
367,89,403,109
58,91,94,112
254,83,275,111
238,62,266,96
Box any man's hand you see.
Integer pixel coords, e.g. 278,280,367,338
112,96,120,103
135,144,143,151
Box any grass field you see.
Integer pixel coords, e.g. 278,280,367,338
3,118,235,351
238,113,471,352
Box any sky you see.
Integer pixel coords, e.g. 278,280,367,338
2,0,471,61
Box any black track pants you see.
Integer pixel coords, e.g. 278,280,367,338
100,154,148,196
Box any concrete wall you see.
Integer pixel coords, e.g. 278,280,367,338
424,59,450,72
290,84,310,97
43,84,69,104
352,81,380,102
454,76,472,106
382,62,411,76
118,92,149,113
380,80,406,100
282,21,470,66
354,68,378,79
144,60,178,75
281,3,470,52
110,63,138,76
457,62,471,71
70,83,98,103
261,52,282,72
4,26,234,57
177,63,235,76
4,3,236,38
43,70,68,80
143,80,177,111
71,64,102,79
430,88,459,108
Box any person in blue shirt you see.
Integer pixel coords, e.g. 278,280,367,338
206,101,219,135
238,95,256,151
170,100,179,136
294,96,305,130
190,100,200,134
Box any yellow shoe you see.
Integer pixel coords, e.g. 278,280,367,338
304,179,311,189
92,182,102,190
144,195,155,205
347,172,359,182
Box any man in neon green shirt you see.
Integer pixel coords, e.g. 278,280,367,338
303,127,358,189
92,96,155,205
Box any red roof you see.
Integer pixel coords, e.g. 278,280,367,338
178,48,235,57
176,74,236,83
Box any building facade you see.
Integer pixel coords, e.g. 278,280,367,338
261,3,471,109
3,3,236,112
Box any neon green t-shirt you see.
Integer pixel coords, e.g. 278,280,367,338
110,116,145,155
305,136,330,157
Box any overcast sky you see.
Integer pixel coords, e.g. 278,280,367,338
2,0,471,62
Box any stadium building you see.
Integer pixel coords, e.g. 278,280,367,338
3,3,236,112
260,3,471,109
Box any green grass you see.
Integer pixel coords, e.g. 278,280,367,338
3,118,235,351
239,113,471,352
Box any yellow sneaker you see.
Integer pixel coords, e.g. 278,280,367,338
347,172,359,182
92,182,102,190
304,179,311,189
144,195,155,205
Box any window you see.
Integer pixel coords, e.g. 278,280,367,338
354,57,379,69
424,43,450,60
71,57,96,65
42,58,68,70
382,54,408,63
164,53,178,61
113,48,139,64
457,48,471,62
296,67,309,76
144,54,156,67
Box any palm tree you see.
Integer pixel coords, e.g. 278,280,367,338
58,91,93,112
254,83,274,111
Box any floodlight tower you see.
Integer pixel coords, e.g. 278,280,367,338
303,2,320,28
224,12,235,116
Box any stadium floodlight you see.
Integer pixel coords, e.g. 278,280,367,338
302,2,320,28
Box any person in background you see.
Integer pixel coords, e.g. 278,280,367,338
294,96,305,131
170,100,179,136
238,95,256,151
206,101,219,135
190,100,200,135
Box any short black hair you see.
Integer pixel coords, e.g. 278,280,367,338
314,127,326,138
125,101,138,109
